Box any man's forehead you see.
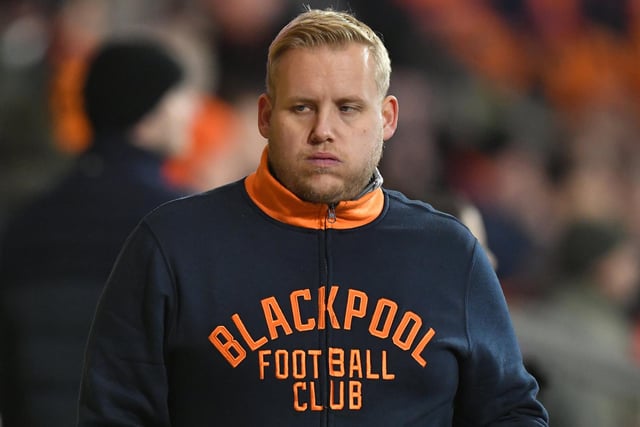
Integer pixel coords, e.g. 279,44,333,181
277,42,371,63
273,44,377,96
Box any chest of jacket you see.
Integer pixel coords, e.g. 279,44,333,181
149,188,472,424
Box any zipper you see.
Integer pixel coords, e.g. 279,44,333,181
322,203,336,425
326,203,337,225
319,176,379,424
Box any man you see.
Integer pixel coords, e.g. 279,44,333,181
77,9,548,426
0,37,197,426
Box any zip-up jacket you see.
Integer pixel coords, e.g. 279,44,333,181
78,149,548,426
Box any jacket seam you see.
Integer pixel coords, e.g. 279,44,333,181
140,220,179,361
463,239,479,359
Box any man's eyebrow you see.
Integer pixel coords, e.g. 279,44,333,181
282,95,367,105
335,96,366,104
284,96,315,104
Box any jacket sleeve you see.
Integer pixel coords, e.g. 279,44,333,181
453,241,549,426
77,222,174,426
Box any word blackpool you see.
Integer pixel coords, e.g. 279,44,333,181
209,285,436,368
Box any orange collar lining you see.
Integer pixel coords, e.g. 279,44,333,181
244,148,384,230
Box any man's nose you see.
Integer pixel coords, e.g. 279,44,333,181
310,108,335,144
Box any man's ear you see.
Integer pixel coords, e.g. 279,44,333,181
257,93,272,139
381,95,399,141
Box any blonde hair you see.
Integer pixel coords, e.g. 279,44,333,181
265,9,391,98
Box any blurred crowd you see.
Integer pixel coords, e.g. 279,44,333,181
1,0,640,425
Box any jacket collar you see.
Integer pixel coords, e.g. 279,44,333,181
244,148,384,230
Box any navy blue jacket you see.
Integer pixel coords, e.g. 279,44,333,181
78,150,548,426
0,135,185,284
0,135,185,427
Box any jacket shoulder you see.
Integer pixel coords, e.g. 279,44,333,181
142,179,248,229
384,189,469,231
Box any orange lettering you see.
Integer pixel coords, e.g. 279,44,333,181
369,298,398,339
411,327,436,367
344,289,368,330
392,311,422,350
232,313,267,351
318,286,341,330
293,382,307,411
309,381,323,411
208,326,246,367
349,381,362,410
309,349,322,379
318,286,326,330
365,350,379,379
292,350,306,379
275,349,289,379
381,350,395,380
261,296,293,339
258,350,271,379
349,349,363,378
329,347,345,377
330,380,344,410
290,289,316,331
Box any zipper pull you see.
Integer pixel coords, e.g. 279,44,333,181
327,203,337,224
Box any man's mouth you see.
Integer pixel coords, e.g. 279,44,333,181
307,152,340,167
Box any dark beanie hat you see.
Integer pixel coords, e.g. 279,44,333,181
83,38,184,132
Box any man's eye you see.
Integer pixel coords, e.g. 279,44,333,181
293,105,310,113
340,105,358,113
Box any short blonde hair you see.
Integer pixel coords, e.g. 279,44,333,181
265,9,391,98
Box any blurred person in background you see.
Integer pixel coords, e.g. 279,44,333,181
173,0,301,188
510,219,640,427
0,36,199,427
44,0,250,194
195,0,298,103
0,0,71,229
428,192,498,270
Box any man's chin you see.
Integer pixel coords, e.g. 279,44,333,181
296,179,345,205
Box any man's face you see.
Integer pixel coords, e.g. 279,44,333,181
258,43,398,204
